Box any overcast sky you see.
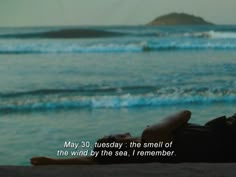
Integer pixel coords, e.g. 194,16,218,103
0,0,235,27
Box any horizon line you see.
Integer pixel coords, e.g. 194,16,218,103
1,23,236,29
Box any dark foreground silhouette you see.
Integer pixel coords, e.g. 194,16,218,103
31,110,236,165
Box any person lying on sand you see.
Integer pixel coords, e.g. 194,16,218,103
31,110,236,165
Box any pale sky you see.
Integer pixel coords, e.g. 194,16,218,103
0,0,235,27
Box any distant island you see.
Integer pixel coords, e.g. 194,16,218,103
148,13,214,26
1,29,124,39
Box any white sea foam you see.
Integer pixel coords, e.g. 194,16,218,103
0,39,236,54
1,87,235,112
184,31,236,39
205,31,236,39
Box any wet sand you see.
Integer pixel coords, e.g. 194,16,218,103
1,163,236,177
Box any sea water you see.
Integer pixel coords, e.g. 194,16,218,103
0,25,235,165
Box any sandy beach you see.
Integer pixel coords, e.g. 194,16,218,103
1,163,236,177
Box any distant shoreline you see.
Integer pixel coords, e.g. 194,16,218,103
0,23,236,39
0,28,125,39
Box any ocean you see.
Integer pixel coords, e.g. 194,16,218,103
0,25,235,165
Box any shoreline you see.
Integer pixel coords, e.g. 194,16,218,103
1,163,236,177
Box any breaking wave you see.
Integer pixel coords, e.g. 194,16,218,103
0,86,235,112
0,39,236,54
184,31,236,39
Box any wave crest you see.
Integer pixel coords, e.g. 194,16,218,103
184,31,236,39
0,39,236,54
0,87,235,112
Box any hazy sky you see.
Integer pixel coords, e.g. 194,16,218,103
0,0,235,27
